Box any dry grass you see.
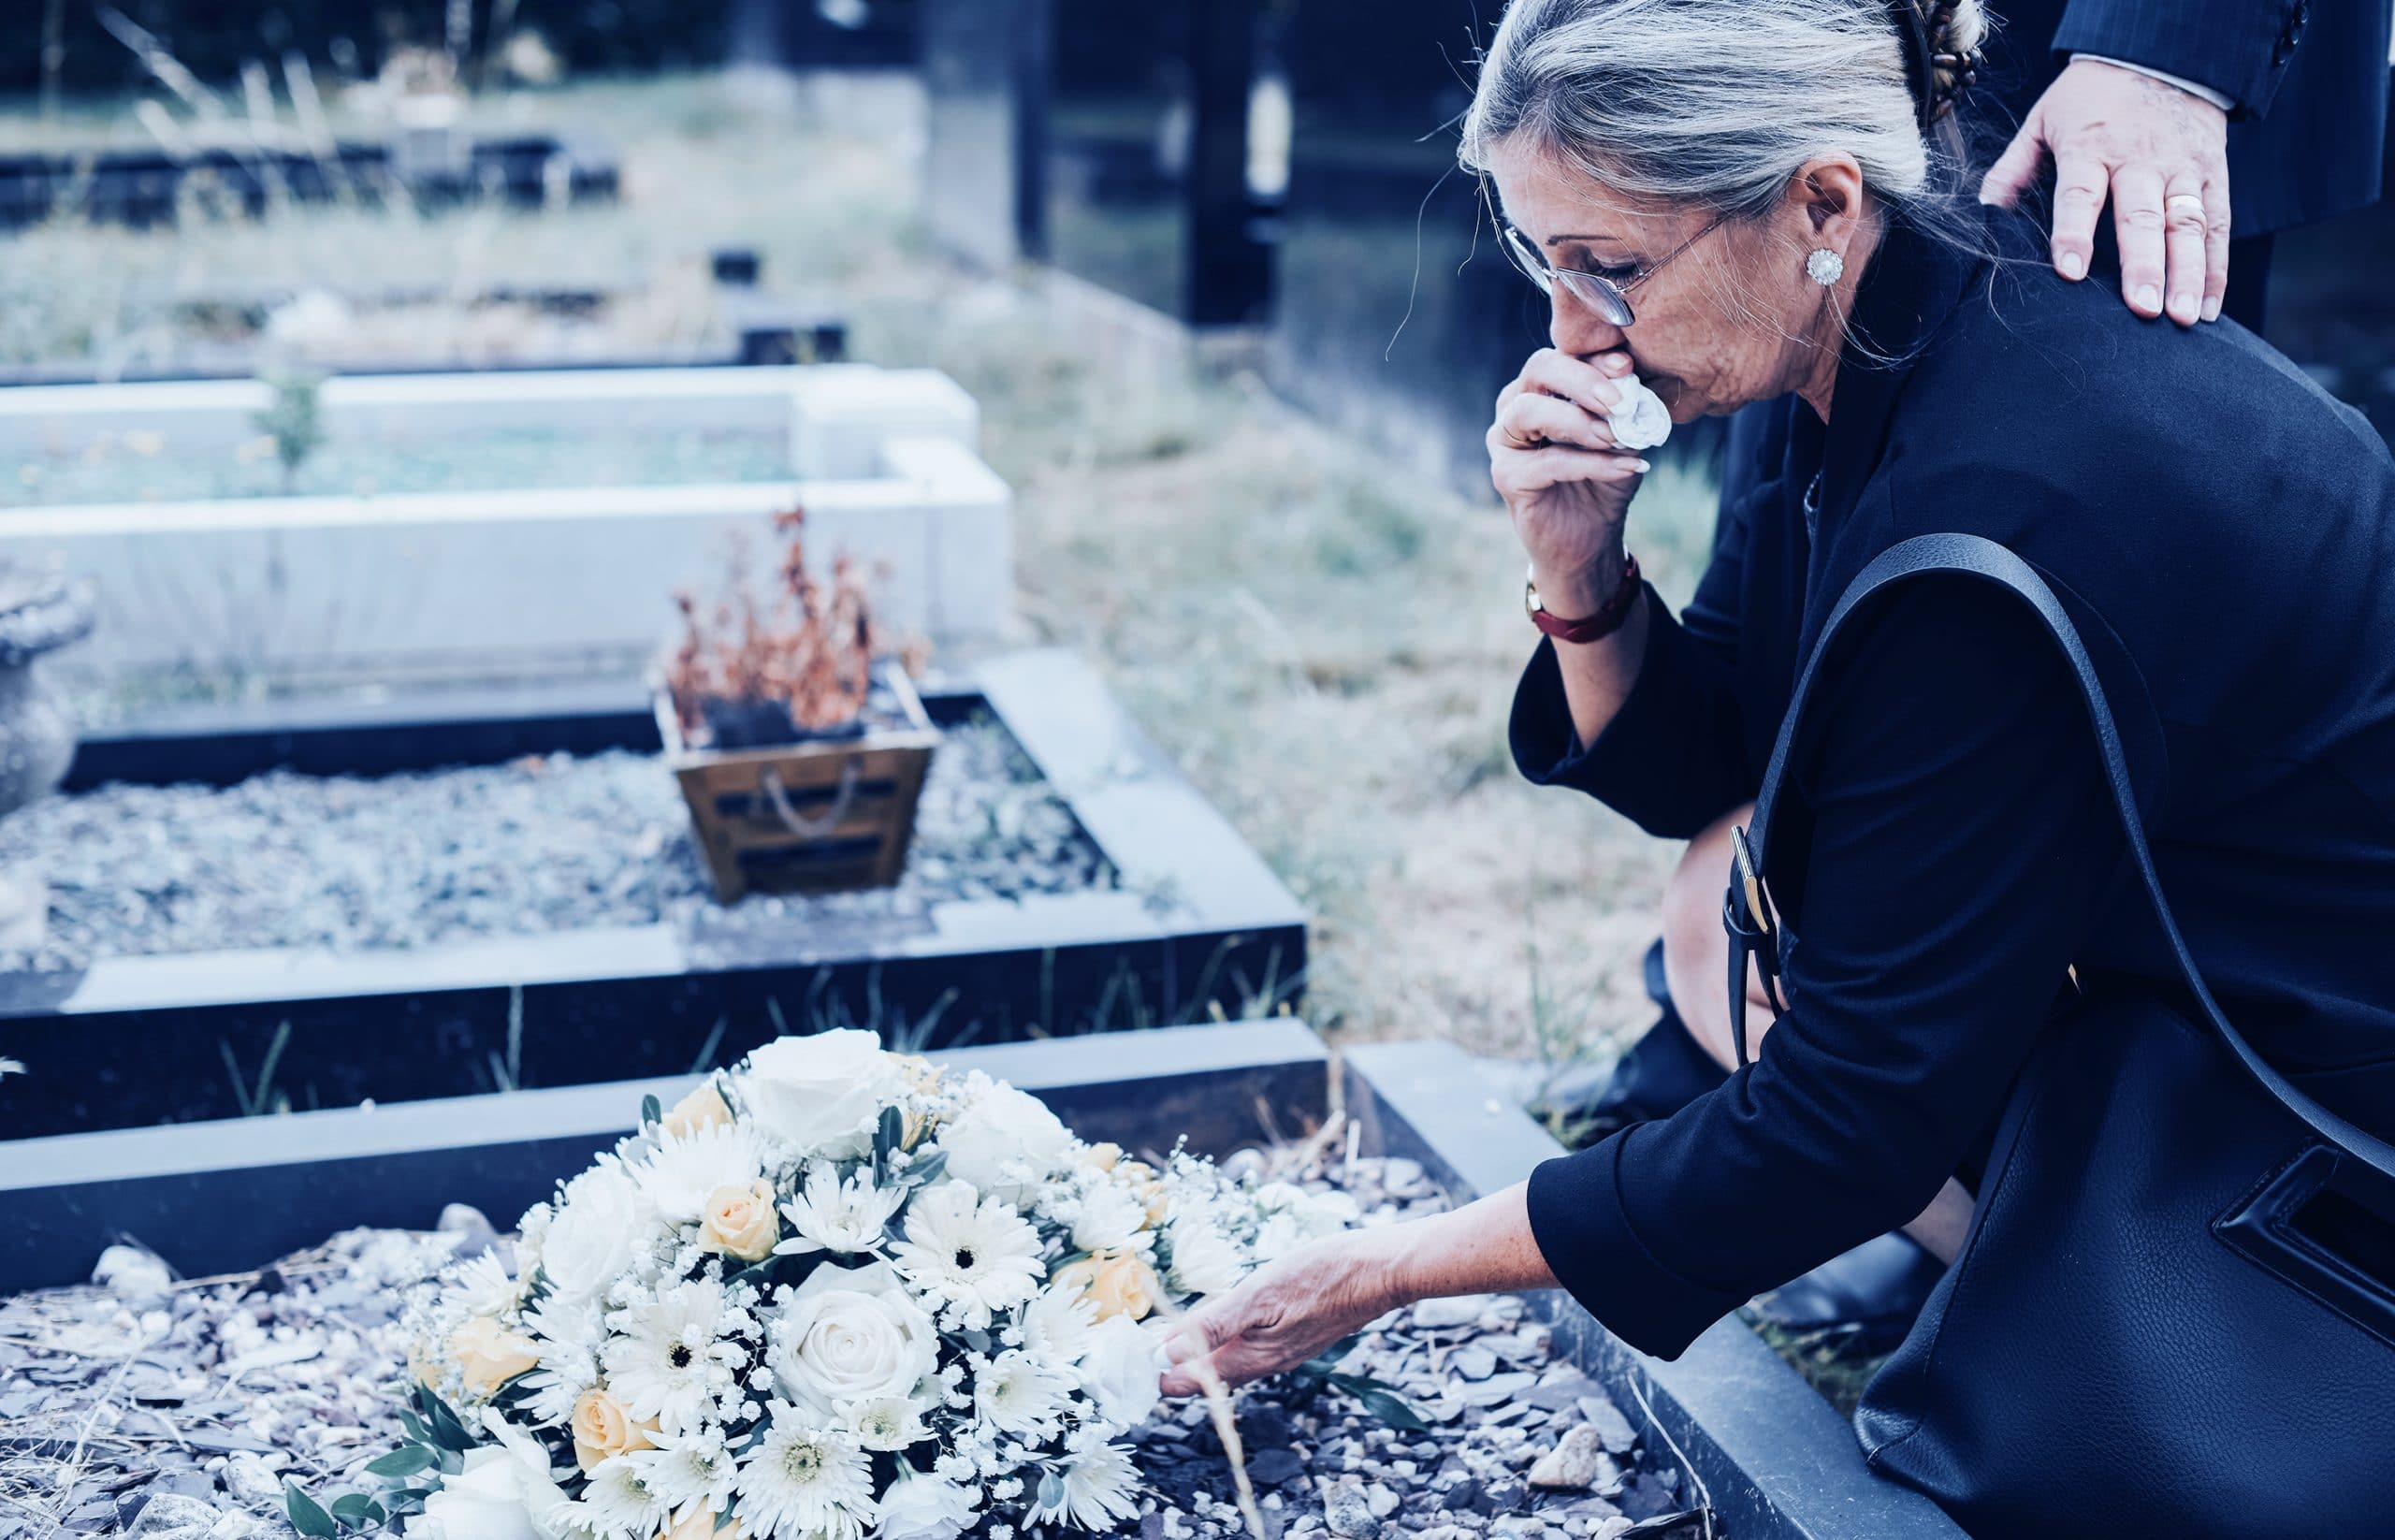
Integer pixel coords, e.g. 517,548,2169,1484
0,69,1723,1071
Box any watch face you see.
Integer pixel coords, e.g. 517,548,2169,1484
1524,579,1542,618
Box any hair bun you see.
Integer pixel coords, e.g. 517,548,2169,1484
1892,0,1987,126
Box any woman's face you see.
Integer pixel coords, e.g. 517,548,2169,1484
1486,139,1854,422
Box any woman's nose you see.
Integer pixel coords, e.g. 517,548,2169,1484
1549,292,1626,356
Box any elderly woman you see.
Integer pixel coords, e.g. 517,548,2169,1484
1159,0,2395,1530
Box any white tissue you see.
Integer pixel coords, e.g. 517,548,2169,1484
1606,376,1673,452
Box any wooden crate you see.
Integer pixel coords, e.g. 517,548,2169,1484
657,665,942,900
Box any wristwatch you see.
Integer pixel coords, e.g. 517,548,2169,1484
1526,554,1641,644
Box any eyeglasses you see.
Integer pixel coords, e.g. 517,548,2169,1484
1498,210,1735,327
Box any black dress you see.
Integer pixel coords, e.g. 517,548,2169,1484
1509,210,2395,1358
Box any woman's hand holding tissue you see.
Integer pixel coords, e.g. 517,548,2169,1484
1488,347,1660,617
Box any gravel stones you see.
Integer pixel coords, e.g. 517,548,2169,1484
0,711,1114,972
1526,1427,1616,1491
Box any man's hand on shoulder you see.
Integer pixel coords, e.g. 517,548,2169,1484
1980,56,2232,328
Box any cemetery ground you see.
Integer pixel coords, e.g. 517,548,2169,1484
0,71,1722,1111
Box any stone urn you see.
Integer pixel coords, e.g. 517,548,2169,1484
0,572,94,947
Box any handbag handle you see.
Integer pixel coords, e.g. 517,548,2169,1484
1743,532,2395,1187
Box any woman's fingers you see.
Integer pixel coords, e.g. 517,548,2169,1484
1512,347,1626,416
1491,443,1647,501
1492,391,1617,455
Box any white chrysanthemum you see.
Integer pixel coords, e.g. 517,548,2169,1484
630,1427,740,1517
1030,1431,1142,1531
1068,1182,1148,1256
840,1391,931,1452
451,1253,525,1317
1164,1213,1247,1297
1251,1210,1313,1263
633,1122,770,1226
887,1181,1043,1329
733,1403,877,1540
601,1278,750,1435
577,1452,675,1540
972,1348,1077,1437
1019,1280,1097,1365
518,1292,606,1427
775,1163,907,1257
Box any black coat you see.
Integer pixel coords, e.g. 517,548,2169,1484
1983,0,2390,233
1509,209,2395,1358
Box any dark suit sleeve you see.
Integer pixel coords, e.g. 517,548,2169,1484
1519,578,2126,1357
2053,0,2309,118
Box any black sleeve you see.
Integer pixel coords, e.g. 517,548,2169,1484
2054,0,2302,117
1507,488,1766,840
1520,578,2126,1357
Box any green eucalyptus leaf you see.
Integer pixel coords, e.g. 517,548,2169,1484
328,1494,385,1530
642,1094,663,1128
1351,1384,1430,1433
1037,1470,1066,1509
284,1482,338,1539
364,1447,438,1478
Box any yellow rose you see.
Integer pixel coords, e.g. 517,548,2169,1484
1057,1247,1162,1322
573,1387,659,1474
658,1506,739,1540
447,1315,539,1396
660,1082,733,1140
696,1180,779,1262
1081,1141,1125,1172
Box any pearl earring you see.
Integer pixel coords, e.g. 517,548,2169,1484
1805,248,1845,285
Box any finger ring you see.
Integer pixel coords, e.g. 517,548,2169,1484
2165,193,2205,216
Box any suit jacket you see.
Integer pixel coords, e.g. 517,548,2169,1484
1512,209,2395,1357
1986,0,2390,233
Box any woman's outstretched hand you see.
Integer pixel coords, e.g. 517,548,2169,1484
1156,1230,1407,1397
1157,1186,1561,1399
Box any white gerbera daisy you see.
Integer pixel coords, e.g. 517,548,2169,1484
887,1181,1043,1329
733,1402,878,1540
1029,1430,1142,1531
972,1348,1077,1437
839,1391,931,1452
601,1278,751,1435
630,1426,740,1516
577,1452,675,1540
774,1163,907,1258
1019,1280,1097,1365
633,1122,770,1226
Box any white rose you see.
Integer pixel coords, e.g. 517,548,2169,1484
770,1258,940,1417
1164,1216,1246,1298
409,1414,568,1540
540,1163,654,1306
1079,1315,1168,1429
739,1030,909,1156
936,1080,1074,1201
874,1468,981,1540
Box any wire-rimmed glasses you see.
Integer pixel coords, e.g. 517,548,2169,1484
1498,210,1735,327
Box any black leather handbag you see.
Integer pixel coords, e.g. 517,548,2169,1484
1725,533,2395,1537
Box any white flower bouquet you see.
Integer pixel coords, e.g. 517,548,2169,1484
287,1031,1405,1540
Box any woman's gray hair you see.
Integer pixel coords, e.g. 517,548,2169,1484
1459,0,1990,220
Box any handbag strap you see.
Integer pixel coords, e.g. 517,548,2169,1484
1746,531,2395,1185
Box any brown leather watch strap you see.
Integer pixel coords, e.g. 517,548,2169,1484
1527,553,1641,644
